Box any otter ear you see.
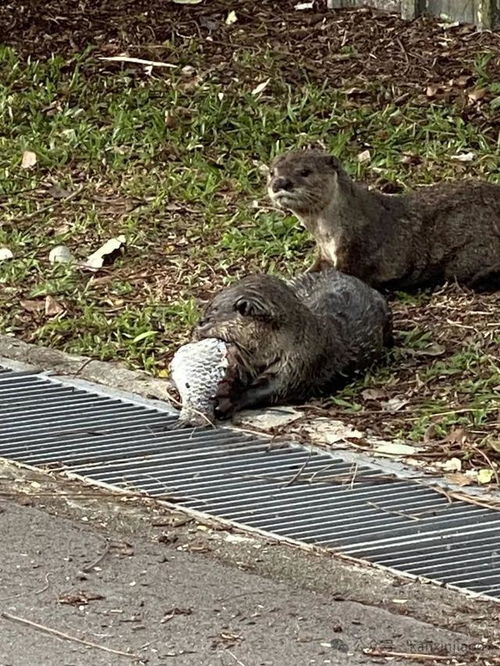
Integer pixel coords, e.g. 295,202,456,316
234,296,270,319
325,155,341,171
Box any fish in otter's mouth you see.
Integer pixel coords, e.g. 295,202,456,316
169,337,245,428
169,338,230,428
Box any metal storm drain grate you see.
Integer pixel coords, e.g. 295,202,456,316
1,365,499,600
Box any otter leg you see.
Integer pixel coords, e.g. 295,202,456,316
215,376,279,419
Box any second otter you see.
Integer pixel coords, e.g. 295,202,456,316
267,149,500,290
194,269,392,417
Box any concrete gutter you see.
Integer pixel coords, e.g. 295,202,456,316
1,334,498,504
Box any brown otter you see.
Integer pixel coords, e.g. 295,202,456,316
193,269,392,418
267,149,500,290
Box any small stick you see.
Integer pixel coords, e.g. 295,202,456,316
23,185,84,221
364,647,460,661
366,500,421,521
99,56,176,68
0,572,51,602
227,650,248,666
0,612,140,660
81,539,112,573
283,453,311,487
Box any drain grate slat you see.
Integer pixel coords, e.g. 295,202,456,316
1,365,499,601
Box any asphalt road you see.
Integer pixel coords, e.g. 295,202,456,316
0,497,489,666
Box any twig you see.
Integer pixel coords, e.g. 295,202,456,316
348,461,358,490
283,453,311,487
81,540,112,573
227,650,247,666
22,185,84,222
72,358,94,377
0,612,140,659
366,501,421,521
364,648,459,661
474,447,500,486
0,572,52,602
99,56,177,68
447,490,500,512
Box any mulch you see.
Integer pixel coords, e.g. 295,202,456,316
1,0,499,132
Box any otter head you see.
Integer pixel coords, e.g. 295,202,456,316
267,149,344,215
193,275,306,372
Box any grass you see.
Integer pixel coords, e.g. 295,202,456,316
0,38,499,480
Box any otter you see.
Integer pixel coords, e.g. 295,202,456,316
267,149,500,290
193,269,392,418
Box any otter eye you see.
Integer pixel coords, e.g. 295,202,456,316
300,168,311,177
234,298,251,316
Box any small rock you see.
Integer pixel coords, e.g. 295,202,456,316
49,245,74,264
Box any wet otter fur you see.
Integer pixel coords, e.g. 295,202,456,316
267,149,500,290
193,269,392,417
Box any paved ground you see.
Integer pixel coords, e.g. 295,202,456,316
0,480,498,666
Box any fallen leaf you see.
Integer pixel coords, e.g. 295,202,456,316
445,427,467,445
426,85,439,98
451,152,475,162
251,79,271,96
0,247,14,260
181,65,196,78
172,0,203,4
295,1,314,8
382,397,409,413
49,245,74,264
400,153,421,166
357,149,371,163
373,442,422,456
478,469,495,484
361,388,388,402
442,457,462,472
455,75,472,87
468,88,487,102
412,343,446,357
21,150,37,169
45,295,65,317
444,472,472,486
83,235,126,269
20,299,45,313
225,10,237,25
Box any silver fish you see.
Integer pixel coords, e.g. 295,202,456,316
170,337,229,428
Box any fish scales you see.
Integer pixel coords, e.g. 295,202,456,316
170,337,229,427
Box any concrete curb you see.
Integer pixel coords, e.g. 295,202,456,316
0,334,174,403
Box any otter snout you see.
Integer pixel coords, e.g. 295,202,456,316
271,176,294,193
